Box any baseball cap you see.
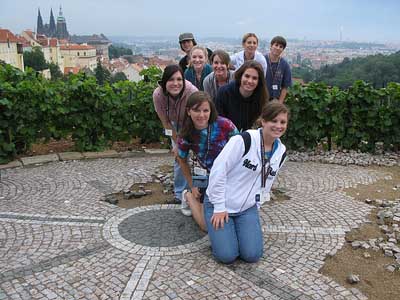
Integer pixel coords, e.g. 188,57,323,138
179,32,195,43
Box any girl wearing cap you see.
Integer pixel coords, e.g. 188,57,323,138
203,50,235,102
184,46,212,91
215,60,269,132
230,33,267,77
153,64,198,203
205,101,289,264
178,33,213,73
176,91,238,231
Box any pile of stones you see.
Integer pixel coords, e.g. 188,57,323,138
351,198,400,273
123,185,152,199
152,171,174,195
289,150,400,167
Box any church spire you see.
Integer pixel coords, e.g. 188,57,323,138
37,8,44,35
49,8,56,37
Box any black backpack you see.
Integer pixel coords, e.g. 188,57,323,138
240,131,252,157
240,131,287,167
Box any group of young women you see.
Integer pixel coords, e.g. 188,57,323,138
153,33,289,264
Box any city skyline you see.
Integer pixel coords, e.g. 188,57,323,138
1,0,400,44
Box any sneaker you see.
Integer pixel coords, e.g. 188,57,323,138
165,197,181,204
181,190,192,217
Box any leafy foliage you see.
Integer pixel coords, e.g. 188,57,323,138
282,81,400,152
108,45,133,59
48,62,63,81
1,60,399,164
0,62,162,162
295,51,400,88
111,72,128,83
23,47,48,71
94,60,111,85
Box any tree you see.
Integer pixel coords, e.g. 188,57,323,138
111,72,127,83
108,45,133,59
48,62,63,80
23,46,47,71
94,60,111,85
314,51,400,88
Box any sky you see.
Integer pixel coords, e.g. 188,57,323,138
1,0,400,43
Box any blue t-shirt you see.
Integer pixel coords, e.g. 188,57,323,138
184,64,213,91
265,55,292,99
177,116,239,171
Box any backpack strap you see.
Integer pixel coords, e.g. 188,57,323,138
240,131,251,157
279,150,287,168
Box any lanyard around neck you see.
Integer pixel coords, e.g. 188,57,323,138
192,124,212,172
267,55,281,83
167,95,183,132
260,129,273,188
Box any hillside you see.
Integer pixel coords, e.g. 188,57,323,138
293,51,400,88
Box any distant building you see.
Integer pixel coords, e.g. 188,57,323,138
36,6,69,39
20,30,41,48
60,44,97,73
0,28,24,71
21,30,64,74
109,58,142,82
70,34,112,58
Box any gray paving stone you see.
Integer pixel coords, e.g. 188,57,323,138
83,150,119,159
20,154,59,166
58,152,84,161
0,160,22,170
143,149,170,154
1,157,385,299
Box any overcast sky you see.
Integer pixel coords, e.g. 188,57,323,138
1,0,399,43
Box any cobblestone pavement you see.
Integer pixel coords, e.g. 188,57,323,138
0,154,390,299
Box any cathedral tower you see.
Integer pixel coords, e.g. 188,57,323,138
56,5,69,39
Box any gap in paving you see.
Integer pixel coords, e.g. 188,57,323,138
113,182,172,208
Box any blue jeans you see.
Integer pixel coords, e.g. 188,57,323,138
173,158,188,201
203,195,263,264
170,129,188,201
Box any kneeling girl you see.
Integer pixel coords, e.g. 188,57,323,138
176,91,238,231
205,101,289,263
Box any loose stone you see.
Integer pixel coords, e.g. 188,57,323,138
347,274,360,284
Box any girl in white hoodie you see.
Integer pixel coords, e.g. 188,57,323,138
205,101,289,264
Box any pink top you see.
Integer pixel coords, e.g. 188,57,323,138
153,80,198,129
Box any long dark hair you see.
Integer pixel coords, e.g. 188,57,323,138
234,60,269,108
179,91,218,142
159,64,185,98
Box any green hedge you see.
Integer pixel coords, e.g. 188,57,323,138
283,80,400,152
0,62,163,163
1,61,400,163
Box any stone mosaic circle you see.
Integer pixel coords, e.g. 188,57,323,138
118,209,206,247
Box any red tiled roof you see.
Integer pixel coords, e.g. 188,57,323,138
64,67,80,74
23,30,35,40
60,44,95,51
58,39,69,45
0,29,19,43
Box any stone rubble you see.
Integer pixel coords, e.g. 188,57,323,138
289,150,400,167
350,197,400,272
